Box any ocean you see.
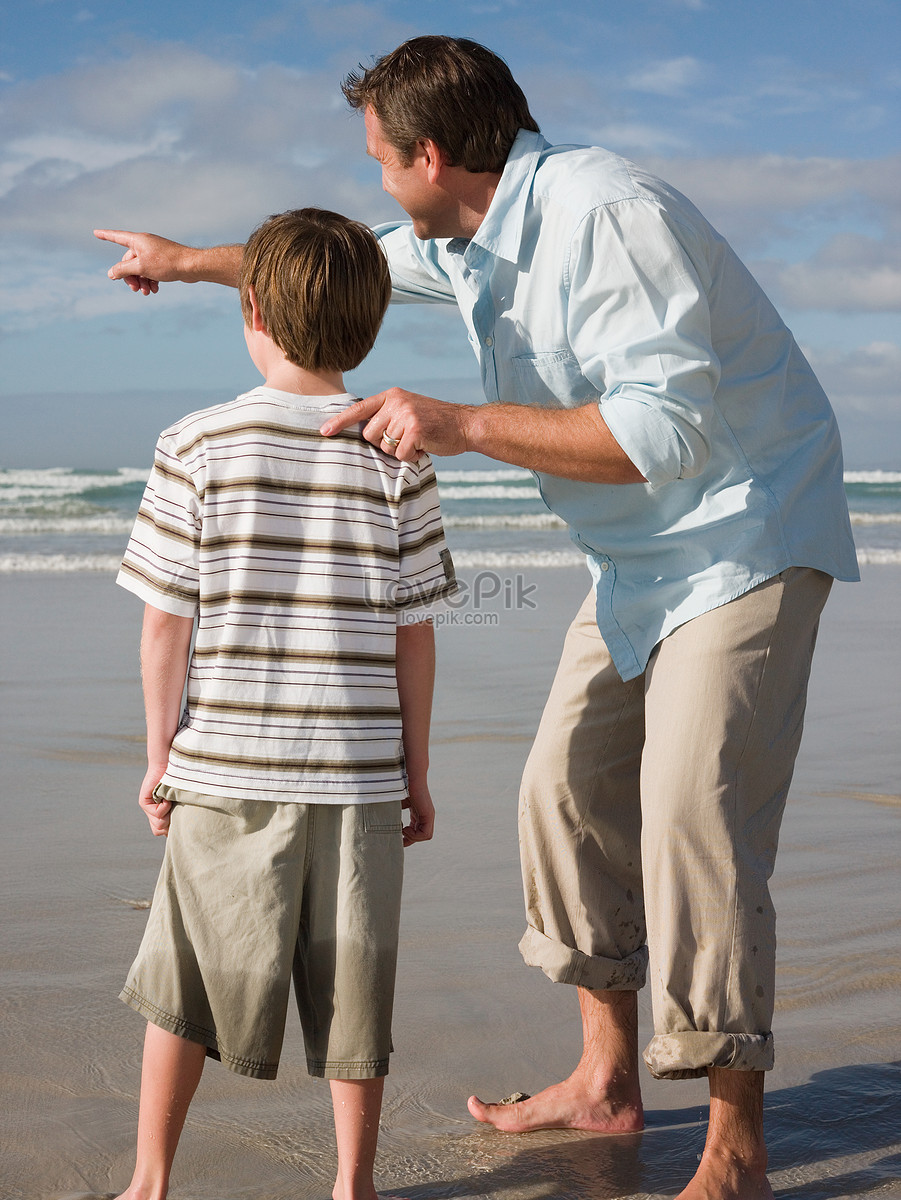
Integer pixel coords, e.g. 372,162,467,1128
2,465,900,573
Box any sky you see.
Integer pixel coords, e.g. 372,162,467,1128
1,0,899,467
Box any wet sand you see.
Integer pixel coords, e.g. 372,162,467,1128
1,567,899,1199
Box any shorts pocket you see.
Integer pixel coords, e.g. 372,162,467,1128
362,800,403,834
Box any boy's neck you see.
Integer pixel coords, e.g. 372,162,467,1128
261,360,347,397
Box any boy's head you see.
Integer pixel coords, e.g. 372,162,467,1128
239,208,391,373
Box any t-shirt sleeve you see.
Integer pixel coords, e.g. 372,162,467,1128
394,454,458,620
116,433,201,618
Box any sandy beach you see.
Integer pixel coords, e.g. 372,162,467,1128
1,565,899,1200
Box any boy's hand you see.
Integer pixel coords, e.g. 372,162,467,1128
402,786,435,846
138,763,172,837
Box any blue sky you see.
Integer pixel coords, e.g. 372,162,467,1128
1,0,899,466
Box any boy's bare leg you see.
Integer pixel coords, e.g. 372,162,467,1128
467,987,643,1133
677,1068,773,1200
115,1021,207,1200
330,1077,385,1200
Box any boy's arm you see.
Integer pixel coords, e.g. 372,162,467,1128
395,617,437,847
94,229,242,295
139,604,194,836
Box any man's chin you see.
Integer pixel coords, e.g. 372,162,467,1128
410,217,459,241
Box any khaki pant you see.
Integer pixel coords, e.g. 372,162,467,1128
518,567,832,1079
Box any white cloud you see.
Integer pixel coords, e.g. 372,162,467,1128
0,45,382,253
595,122,691,154
0,249,237,333
807,342,901,464
303,2,412,44
809,341,901,411
2,41,901,338
625,56,703,97
0,130,182,197
648,152,901,214
0,43,399,333
0,46,241,138
776,235,901,313
643,151,901,262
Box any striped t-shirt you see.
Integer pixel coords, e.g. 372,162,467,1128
117,387,457,804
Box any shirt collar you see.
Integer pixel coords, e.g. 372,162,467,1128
453,129,548,264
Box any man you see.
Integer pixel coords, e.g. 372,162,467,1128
96,35,859,1200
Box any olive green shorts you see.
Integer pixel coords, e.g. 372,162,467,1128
121,788,404,1080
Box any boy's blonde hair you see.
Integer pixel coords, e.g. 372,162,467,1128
239,208,391,372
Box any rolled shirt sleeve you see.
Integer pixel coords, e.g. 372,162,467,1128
567,202,722,487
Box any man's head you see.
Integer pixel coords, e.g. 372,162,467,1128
239,208,391,373
343,35,539,173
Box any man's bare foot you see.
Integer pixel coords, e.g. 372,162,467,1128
467,1071,644,1135
674,1068,773,1200
675,1144,774,1200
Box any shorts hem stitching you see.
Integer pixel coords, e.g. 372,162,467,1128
306,1057,389,1080
120,987,279,1080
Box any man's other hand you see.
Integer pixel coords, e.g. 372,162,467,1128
320,387,475,461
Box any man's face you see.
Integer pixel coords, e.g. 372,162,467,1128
364,107,457,239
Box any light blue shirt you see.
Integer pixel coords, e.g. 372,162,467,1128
375,130,859,680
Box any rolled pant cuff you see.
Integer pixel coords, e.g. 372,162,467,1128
643,1031,775,1079
519,926,647,990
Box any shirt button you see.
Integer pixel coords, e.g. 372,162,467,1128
600,561,610,571
484,335,494,347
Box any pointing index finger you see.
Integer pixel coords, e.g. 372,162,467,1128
93,228,133,247
320,393,386,436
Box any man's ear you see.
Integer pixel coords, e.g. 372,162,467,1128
248,285,266,333
419,138,448,185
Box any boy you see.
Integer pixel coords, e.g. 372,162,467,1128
113,207,457,1200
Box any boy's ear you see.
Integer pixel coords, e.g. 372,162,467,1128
248,285,267,334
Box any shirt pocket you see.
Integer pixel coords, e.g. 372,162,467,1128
510,349,601,409
362,800,403,834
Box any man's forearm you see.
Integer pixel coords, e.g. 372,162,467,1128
461,400,645,484
322,390,646,485
179,243,243,287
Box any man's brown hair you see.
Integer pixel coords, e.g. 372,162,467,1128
342,35,539,173
239,208,391,373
